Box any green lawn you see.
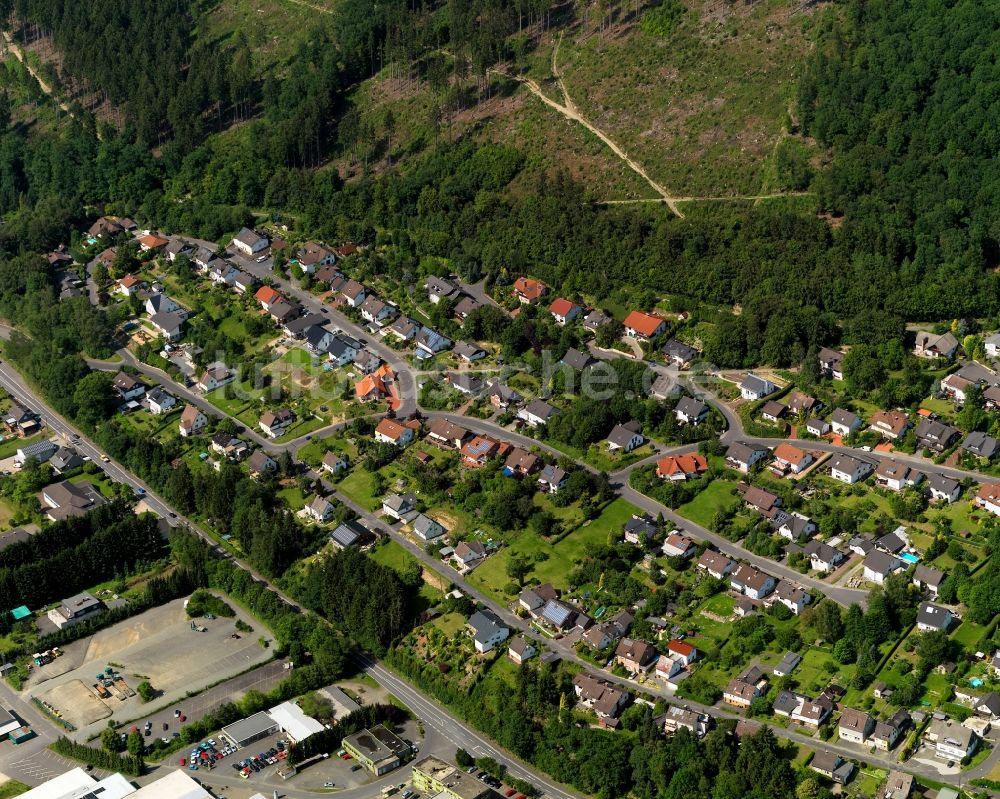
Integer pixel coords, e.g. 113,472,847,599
466,497,641,600
0,432,42,460
369,539,445,606
432,612,466,637
951,620,988,649
677,480,739,528
338,468,384,512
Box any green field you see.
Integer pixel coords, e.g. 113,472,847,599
369,539,445,606
466,497,641,600
677,480,739,528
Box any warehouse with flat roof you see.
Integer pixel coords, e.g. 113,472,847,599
341,726,410,775
221,710,280,748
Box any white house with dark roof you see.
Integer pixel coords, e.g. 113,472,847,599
863,550,903,584
519,399,558,427
607,421,644,453
916,601,954,632
829,453,875,484
466,609,509,653
232,227,269,256
739,374,776,401
675,396,708,425
830,408,862,437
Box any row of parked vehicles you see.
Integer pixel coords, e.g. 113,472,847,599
465,767,527,799
231,742,289,777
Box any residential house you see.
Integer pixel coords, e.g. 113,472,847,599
849,536,876,557
829,453,876,484
803,540,845,573
548,298,581,325
38,481,105,521
461,435,508,468
305,325,336,354
425,276,461,304
508,637,536,665
606,421,644,453
661,706,709,738
254,285,283,312
211,432,249,462
973,692,1000,720
466,610,509,653
412,513,446,541
354,364,398,406
806,418,830,437
209,261,239,285
504,448,541,476
233,271,256,294
675,396,708,425
117,274,143,297
296,242,336,273
381,492,417,521
414,326,452,358
869,410,910,440
623,515,657,544
723,677,764,709
986,333,1000,358
374,417,416,447
776,513,816,542
772,442,813,475
518,583,558,614
739,374,776,401
145,293,180,316
305,495,335,523
329,520,368,550
49,447,84,473
661,640,696,669
340,279,367,307
830,408,863,437
863,550,903,585
360,295,397,325
145,387,177,415
268,299,300,324
962,431,999,460
247,450,277,479
446,372,485,397
150,312,184,341
882,771,913,799
573,673,629,725
583,309,610,331
773,652,802,677
730,564,776,600
538,464,568,493
697,550,734,579
737,484,786,522
196,365,235,393
915,418,960,452
818,348,845,380
178,405,208,437
518,399,558,427
913,565,946,597
327,335,360,367
112,372,146,401
15,439,57,465
512,276,547,305
623,310,667,340
283,313,323,339
88,216,123,239
453,296,481,321
872,709,910,751
232,227,269,256
453,540,487,566
452,341,486,362
561,347,595,371
975,483,1000,515
650,373,683,400
760,400,787,423
809,752,855,785
772,580,811,615
259,408,296,438
916,602,954,632
486,380,523,410
838,707,875,744
537,598,579,631
875,460,923,492
353,349,382,375
426,419,469,449
656,453,708,481
615,639,658,673
914,331,959,359
725,441,769,473
662,532,696,559
387,315,420,342
927,719,978,761
46,591,105,630
662,339,699,368
787,391,819,416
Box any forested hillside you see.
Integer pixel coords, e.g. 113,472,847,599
0,0,997,368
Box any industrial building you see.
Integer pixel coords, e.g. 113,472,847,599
411,755,495,799
221,711,281,749
341,726,411,775
19,769,210,799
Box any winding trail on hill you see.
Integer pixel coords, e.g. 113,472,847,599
492,33,687,217
279,0,334,13
596,191,815,205
0,31,86,130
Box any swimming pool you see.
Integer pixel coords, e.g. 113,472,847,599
899,552,920,564
971,678,984,688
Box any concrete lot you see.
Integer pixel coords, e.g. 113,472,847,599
28,595,274,740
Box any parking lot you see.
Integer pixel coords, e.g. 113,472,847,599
118,659,289,744
29,595,274,737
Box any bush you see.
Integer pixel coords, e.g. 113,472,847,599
186,589,235,618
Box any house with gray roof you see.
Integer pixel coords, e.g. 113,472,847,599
466,609,509,653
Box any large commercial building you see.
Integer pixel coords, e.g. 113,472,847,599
221,701,326,749
341,726,410,775
221,711,281,749
19,769,210,799
411,756,495,799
